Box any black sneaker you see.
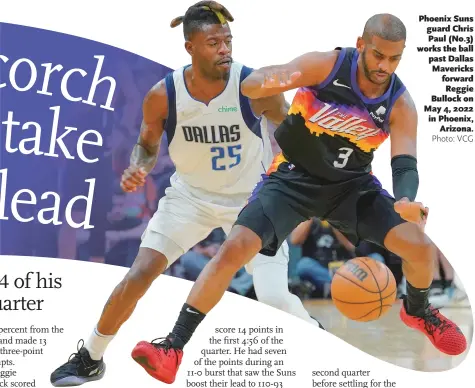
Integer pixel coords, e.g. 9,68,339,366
50,340,106,387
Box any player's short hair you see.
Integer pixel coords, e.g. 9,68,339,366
170,1,234,40
362,14,406,42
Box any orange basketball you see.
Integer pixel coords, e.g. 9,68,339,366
331,257,397,322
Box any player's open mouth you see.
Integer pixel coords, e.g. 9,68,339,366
216,59,232,69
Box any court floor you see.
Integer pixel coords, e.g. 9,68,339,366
304,298,473,371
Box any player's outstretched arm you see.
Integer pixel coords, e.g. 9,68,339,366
241,51,338,99
121,80,168,193
389,90,428,226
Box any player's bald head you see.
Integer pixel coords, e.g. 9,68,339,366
362,14,406,43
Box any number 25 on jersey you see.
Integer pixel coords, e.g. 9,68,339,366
211,145,242,171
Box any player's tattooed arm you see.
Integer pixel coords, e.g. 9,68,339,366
130,80,168,174
121,80,168,193
241,51,339,99
249,93,289,125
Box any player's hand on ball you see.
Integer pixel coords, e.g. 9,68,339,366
262,68,301,89
120,166,147,192
394,197,429,229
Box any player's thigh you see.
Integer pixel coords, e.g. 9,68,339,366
234,194,306,257
142,192,215,267
356,191,406,247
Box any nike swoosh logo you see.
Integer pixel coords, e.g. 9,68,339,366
333,79,351,89
84,364,99,371
187,307,199,314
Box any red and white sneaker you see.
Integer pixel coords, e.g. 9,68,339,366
132,338,183,384
400,299,467,356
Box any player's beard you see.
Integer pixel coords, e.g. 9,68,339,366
199,60,231,81
362,48,390,86
214,68,230,81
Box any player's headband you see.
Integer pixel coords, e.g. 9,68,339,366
170,1,234,28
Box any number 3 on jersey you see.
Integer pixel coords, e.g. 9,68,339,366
333,147,353,168
211,145,242,170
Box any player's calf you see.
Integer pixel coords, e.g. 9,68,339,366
185,226,262,313
384,222,434,291
400,235,435,266
96,249,168,334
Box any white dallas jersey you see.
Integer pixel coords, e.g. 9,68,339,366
163,62,273,196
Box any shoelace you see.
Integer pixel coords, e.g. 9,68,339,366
65,339,90,368
150,337,180,367
421,308,452,336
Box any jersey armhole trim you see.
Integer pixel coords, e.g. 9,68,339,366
315,48,347,90
239,65,260,137
163,71,177,144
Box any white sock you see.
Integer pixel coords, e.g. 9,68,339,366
252,260,320,327
84,327,115,360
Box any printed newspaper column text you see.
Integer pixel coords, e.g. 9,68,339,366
187,326,296,388
0,272,63,387
0,325,65,387
311,369,396,387
418,15,474,144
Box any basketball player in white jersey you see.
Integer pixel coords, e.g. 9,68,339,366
50,2,322,386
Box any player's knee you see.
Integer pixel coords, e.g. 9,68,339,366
216,233,258,271
215,239,247,271
125,267,156,288
124,252,167,290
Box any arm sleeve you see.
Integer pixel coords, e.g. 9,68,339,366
391,154,419,201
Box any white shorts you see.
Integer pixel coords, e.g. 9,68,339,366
140,181,289,270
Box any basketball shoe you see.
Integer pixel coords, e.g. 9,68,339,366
399,297,467,355
131,338,183,384
50,340,105,386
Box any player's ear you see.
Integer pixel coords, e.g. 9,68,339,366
185,41,194,56
356,37,365,54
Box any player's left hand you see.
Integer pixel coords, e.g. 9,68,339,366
394,197,429,229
